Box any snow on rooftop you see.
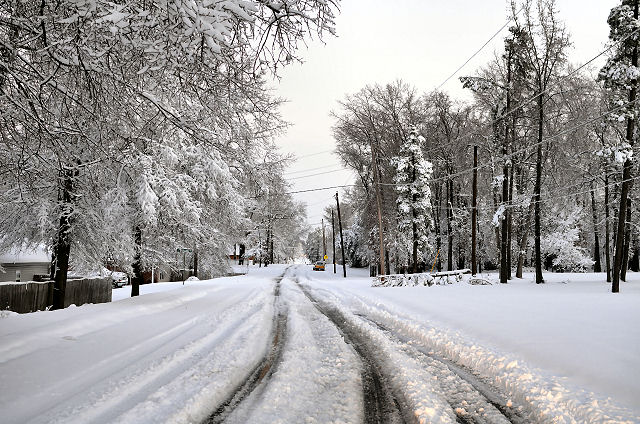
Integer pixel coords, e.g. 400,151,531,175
0,245,50,264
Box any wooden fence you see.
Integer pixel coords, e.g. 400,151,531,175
0,277,112,313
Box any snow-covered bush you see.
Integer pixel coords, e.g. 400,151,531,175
541,206,594,272
372,273,434,287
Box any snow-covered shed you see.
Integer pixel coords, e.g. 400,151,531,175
0,246,50,283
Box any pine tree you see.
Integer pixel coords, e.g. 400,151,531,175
393,128,434,273
598,0,639,293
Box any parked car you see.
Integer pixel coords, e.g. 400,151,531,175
313,261,326,271
111,271,128,288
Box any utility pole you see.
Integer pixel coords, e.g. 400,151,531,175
322,219,327,259
336,192,347,278
472,145,478,276
371,141,386,275
332,209,337,274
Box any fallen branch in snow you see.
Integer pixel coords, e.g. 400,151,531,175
372,269,471,287
468,277,492,285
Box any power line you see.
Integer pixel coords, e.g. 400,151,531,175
285,167,350,181
294,149,334,159
306,194,336,207
294,23,638,209
287,184,356,195
435,14,515,91
377,96,640,188
374,24,640,188
507,173,640,212
285,163,340,175
359,28,634,186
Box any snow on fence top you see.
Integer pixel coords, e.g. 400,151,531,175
372,269,472,287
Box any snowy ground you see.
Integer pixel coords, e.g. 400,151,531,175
0,264,638,423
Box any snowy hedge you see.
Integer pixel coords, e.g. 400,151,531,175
372,270,470,287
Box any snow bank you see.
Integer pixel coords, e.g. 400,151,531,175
0,266,287,424
301,266,640,422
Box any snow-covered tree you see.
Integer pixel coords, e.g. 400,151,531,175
340,219,371,268
541,206,594,272
304,228,324,263
393,128,434,273
598,0,640,293
511,0,570,284
0,0,339,305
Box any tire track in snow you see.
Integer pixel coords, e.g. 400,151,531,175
204,272,288,424
354,312,525,424
296,281,409,424
39,286,271,424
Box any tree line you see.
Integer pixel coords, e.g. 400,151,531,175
326,0,640,292
0,0,339,306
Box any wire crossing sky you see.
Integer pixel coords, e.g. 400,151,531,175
273,0,618,227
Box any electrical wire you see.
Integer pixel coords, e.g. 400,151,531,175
363,25,640,189
285,167,350,181
431,25,640,160
435,15,515,91
294,149,334,159
287,184,357,195
290,20,639,216
378,96,640,187
285,163,341,175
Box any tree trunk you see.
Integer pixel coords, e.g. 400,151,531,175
193,249,198,278
605,174,612,282
52,170,74,310
264,227,270,267
412,153,418,273
507,163,514,280
591,186,602,273
433,182,443,272
270,232,274,265
516,200,534,278
446,178,454,271
49,247,57,281
501,47,512,284
613,164,633,290
621,198,632,281
534,93,544,284
131,226,142,297
385,249,391,277
613,0,638,292
492,182,501,267
630,237,639,272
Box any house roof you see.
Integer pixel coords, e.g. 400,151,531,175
0,245,50,264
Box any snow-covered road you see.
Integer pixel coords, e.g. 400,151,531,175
1,265,638,423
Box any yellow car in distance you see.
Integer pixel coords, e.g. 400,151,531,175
313,261,326,271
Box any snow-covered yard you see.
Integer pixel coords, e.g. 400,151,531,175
302,266,640,421
0,265,638,423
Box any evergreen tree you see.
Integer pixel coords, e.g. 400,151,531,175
393,128,434,273
598,0,639,293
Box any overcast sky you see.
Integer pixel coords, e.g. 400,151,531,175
272,0,618,229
